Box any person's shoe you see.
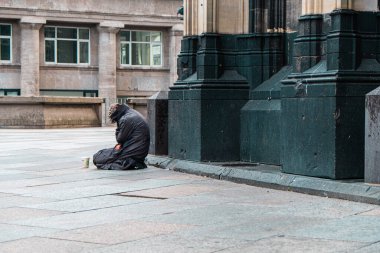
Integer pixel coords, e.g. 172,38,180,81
134,162,147,170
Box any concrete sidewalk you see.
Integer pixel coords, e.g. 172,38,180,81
0,128,380,252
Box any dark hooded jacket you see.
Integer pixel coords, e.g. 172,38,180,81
93,104,150,170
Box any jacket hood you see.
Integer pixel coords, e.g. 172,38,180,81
109,103,129,123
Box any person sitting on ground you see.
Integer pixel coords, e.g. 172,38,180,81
93,103,150,170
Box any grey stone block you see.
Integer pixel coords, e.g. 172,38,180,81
365,86,380,184
148,91,169,156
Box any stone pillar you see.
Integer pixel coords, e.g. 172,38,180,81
97,21,124,125
169,24,184,87
170,24,250,162
20,17,45,97
281,3,380,179
365,87,380,184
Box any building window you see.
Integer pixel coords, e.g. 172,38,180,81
44,26,90,64
0,24,12,63
0,89,19,96
117,97,129,104
120,30,162,66
40,90,97,97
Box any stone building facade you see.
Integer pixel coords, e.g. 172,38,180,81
0,0,183,121
167,0,380,180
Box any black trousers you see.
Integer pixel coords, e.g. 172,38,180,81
93,148,146,170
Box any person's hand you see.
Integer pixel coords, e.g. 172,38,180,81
114,144,121,150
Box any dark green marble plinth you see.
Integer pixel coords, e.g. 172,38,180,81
281,85,366,179
241,66,292,165
168,88,248,162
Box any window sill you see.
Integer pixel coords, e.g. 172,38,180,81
0,64,21,69
41,65,98,71
117,66,170,72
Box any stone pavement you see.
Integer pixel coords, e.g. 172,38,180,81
0,128,380,252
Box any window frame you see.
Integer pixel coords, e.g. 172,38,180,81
44,25,90,66
0,89,20,96
0,23,12,64
39,89,98,97
120,30,163,67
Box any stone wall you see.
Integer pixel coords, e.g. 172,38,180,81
40,67,99,90
0,66,20,89
0,97,103,128
117,69,170,95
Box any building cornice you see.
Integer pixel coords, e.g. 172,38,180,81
0,7,183,27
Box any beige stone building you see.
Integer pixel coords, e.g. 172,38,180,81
0,0,183,121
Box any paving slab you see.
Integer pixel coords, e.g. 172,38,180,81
23,195,154,212
48,220,191,245
0,195,56,208
141,203,272,226
0,224,61,243
288,215,380,243
0,207,64,222
216,236,366,253
353,242,380,253
124,183,226,199
8,205,145,230
0,237,102,253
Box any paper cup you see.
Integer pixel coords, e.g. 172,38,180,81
82,157,90,168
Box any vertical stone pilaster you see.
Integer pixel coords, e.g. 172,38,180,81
293,14,323,73
195,0,215,34
302,0,323,15
335,0,353,9
169,24,184,86
20,17,45,97
302,0,377,14
176,35,198,81
97,21,124,125
184,0,192,36
196,33,221,80
327,9,358,71
250,0,286,33
186,0,249,35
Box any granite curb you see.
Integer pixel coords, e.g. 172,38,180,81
147,155,380,205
